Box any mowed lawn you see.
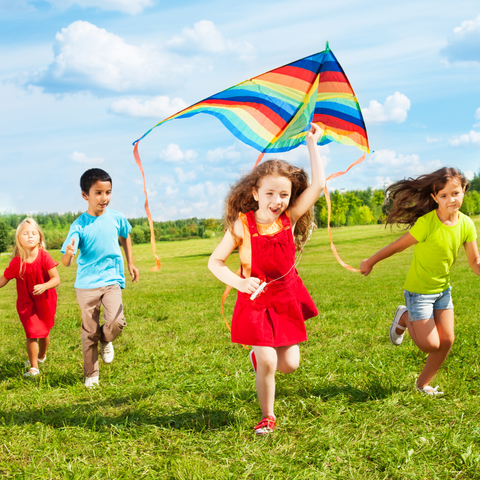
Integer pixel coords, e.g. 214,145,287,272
1,219,480,479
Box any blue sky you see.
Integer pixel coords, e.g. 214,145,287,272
1,0,480,220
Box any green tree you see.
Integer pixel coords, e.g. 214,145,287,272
350,205,375,225
0,221,9,253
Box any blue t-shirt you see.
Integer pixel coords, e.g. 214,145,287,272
61,209,132,289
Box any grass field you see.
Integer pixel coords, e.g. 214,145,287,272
1,220,480,479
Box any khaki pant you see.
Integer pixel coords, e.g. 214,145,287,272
76,284,126,377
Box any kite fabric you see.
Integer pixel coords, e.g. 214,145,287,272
133,42,369,271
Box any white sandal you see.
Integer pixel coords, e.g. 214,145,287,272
415,384,444,396
24,355,47,368
389,306,407,346
24,368,40,377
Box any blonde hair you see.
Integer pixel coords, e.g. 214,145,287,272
13,218,46,277
224,159,312,251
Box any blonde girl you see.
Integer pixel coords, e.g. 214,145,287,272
0,218,60,376
209,123,325,434
361,167,480,395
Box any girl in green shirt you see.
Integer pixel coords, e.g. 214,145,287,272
360,167,480,395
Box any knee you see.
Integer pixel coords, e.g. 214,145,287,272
256,354,277,375
277,359,299,374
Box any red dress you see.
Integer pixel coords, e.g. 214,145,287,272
231,211,318,347
3,249,58,338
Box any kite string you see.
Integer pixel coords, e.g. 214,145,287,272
133,142,161,272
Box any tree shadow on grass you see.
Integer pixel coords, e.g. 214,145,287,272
176,253,211,259
0,399,235,432
0,359,23,381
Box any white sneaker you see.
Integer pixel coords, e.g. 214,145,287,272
24,368,40,377
415,384,444,396
84,375,99,388
24,355,47,368
100,341,114,363
389,306,407,346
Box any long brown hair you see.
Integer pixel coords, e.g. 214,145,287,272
224,159,312,250
384,167,469,227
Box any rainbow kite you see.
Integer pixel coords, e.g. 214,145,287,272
133,42,369,271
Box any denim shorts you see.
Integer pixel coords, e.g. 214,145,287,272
403,287,453,322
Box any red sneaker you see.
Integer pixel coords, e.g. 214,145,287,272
254,415,276,435
249,350,257,374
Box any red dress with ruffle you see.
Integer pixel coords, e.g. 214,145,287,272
3,249,58,338
231,211,318,347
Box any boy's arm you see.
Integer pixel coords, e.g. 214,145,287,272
61,238,76,267
289,123,326,225
32,267,60,295
0,275,10,289
464,240,480,275
119,235,139,282
360,232,418,276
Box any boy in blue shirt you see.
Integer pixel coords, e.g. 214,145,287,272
61,168,139,388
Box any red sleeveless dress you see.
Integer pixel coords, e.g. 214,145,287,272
231,211,318,347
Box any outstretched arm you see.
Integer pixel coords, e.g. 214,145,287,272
0,275,10,289
360,232,418,276
32,267,60,295
119,235,139,282
208,220,261,295
464,240,480,275
289,123,326,225
62,238,76,267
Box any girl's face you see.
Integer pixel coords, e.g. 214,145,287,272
253,174,292,222
18,223,40,250
431,178,465,214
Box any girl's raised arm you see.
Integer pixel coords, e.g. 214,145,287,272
208,221,261,295
360,232,418,276
289,123,326,225
464,240,480,275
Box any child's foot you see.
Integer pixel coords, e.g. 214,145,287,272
100,342,114,364
249,350,257,374
415,384,444,396
24,368,40,377
254,415,276,435
84,375,99,388
389,306,407,346
24,355,47,368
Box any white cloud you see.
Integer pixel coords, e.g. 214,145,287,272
159,144,198,163
45,0,152,14
70,151,105,164
175,167,196,183
368,149,441,175
166,186,179,198
166,20,257,61
206,145,241,162
109,95,188,118
441,14,480,64
374,176,393,189
158,176,175,186
188,183,205,198
475,108,480,120
363,92,411,124
465,170,474,180
449,130,480,146
426,135,440,144
35,21,198,93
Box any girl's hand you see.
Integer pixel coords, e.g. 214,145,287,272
65,238,75,257
306,122,322,145
238,277,261,294
32,284,47,295
360,259,373,276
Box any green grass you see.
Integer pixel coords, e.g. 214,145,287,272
1,220,480,479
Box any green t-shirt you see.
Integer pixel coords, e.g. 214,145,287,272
404,210,477,294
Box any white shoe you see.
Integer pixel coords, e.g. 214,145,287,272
24,368,40,377
84,376,99,388
24,355,47,368
415,384,444,396
389,306,407,346
100,341,114,363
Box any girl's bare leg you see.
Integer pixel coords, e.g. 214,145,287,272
276,344,300,374
26,339,39,370
38,335,50,360
399,309,454,388
252,346,277,417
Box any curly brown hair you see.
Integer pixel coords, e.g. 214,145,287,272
224,159,313,251
384,167,469,228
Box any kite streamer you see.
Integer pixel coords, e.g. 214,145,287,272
133,42,369,270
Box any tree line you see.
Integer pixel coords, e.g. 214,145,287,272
2,175,480,253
